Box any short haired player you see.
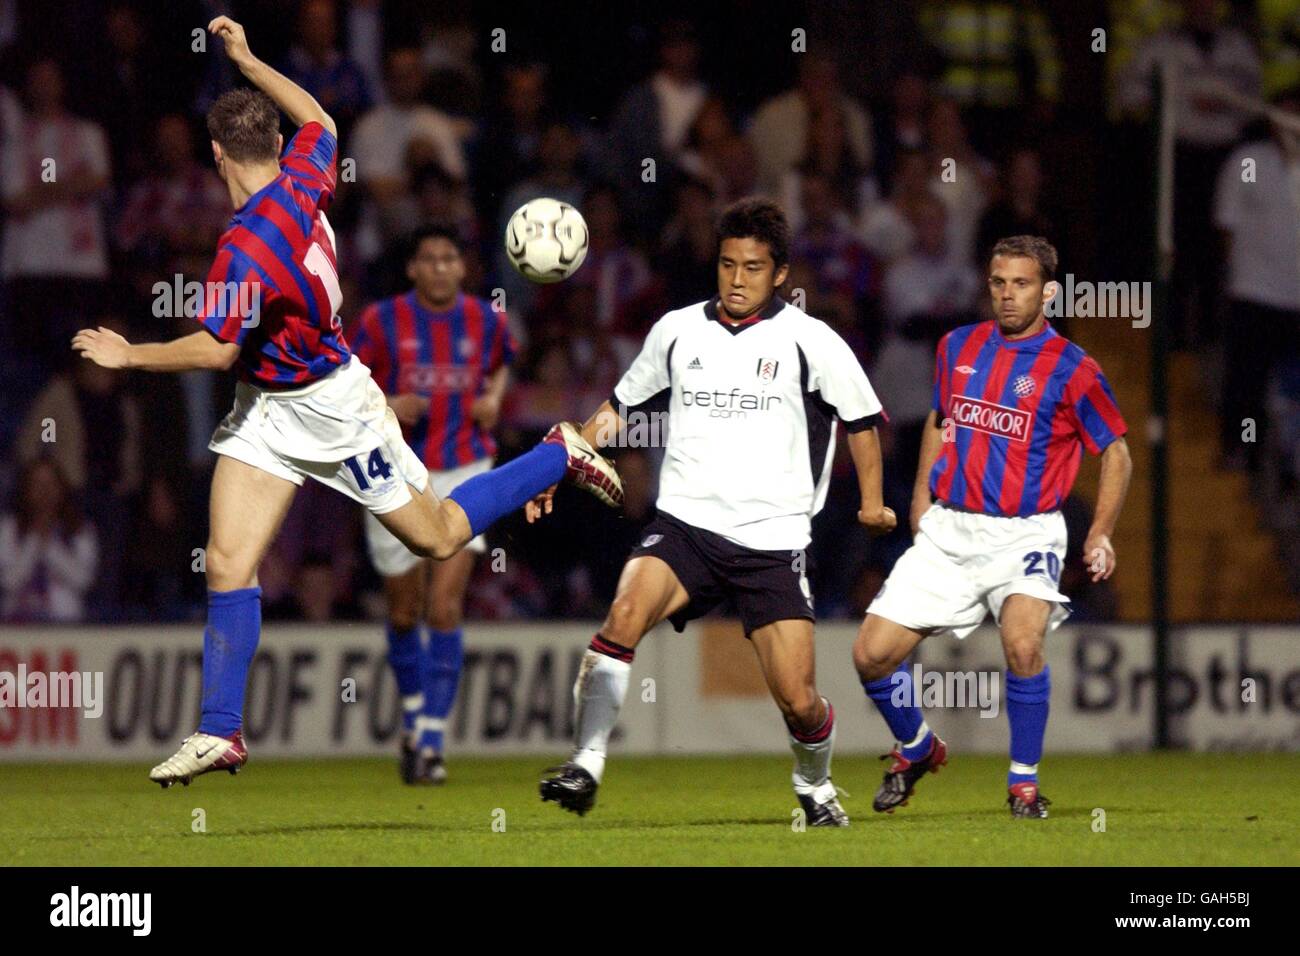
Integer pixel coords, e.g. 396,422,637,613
855,235,1132,818
72,18,619,788
351,224,516,785
531,198,896,826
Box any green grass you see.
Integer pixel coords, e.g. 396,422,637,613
2,753,1296,866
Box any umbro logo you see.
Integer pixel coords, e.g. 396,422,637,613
687,357,703,370
956,365,977,375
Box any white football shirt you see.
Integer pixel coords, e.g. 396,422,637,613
612,295,884,551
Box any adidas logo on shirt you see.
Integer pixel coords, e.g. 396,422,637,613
687,357,703,370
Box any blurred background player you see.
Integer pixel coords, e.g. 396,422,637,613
532,198,897,826
351,224,515,784
855,235,1132,819
72,17,620,789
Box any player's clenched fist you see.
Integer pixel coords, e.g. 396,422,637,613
209,16,253,66
525,485,557,523
1082,532,1117,582
72,326,132,369
858,505,897,536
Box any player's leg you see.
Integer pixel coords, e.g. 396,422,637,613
384,561,428,782
360,500,430,781
373,422,620,561
750,618,847,826
415,546,476,783
540,555,690,815
998,593,1054,819
150,454,298,787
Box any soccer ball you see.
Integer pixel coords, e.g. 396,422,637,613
504,198,589,283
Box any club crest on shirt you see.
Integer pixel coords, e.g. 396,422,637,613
755,358,779,383
955,365,977,375
458,336,476,359
1012,374,1036,398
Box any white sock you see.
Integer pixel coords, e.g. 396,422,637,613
570,642,632,784
789,698,836,795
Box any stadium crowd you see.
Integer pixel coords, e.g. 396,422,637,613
2,0,1297,625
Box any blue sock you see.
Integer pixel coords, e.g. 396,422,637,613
198,587,261,737
447,443,566,537
863,664,932,759
419,627,464,751
386,624,423,734
1006,667,1051,786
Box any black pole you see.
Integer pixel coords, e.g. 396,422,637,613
1150,71,1172,749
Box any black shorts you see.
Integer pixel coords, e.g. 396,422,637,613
629,511,815,637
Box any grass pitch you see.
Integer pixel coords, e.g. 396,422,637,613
2,753,1295,866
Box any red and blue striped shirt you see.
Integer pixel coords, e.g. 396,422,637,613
930,320,1127,518
196,122,349,388
351,292,516,470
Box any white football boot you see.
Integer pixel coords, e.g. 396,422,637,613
149,730,248,788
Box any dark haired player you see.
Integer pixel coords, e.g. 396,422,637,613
351,225,515,784
855,236,1131,818
72,18,619,788
533,198,896,826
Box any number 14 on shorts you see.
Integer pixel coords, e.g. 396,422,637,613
346,448,394,491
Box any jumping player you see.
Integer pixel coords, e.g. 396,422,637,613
71,18,619,788
532,198,896,826
855,235,1131,819
351,224,515,785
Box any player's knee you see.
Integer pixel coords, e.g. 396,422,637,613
204,541,255,590
852,634,895,682
602,596,649,647
781,688,822,732
427,599,463,632
1004,642,1044,677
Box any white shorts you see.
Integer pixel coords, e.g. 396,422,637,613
867,502,1071,640
363,457,493,576
209,357,428,515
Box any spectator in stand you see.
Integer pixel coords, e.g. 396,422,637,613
2,57,111,363
874,196,980,478
748,54,873,197
84,3,170,183
496,119,588,323
1119,0,1262,348
860,146,931,262
927,98,996,267
0,458,98,624
281,0,373,141
473,61,551,222
115,113,229,308
17,316,142,619
1213,87,1300,472
606,19,708,239
676,97,740,201
656,176,720,306
781,104,879,234
917,0,1061,150
352,47,467,263
789,170,880,328
873,71,931,195
562,183,653,360
975,147,1057,267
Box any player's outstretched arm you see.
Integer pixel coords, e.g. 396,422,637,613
1083,436,1131,582
847,426,897,536
910,409,947,535
72,327,238,373
209,16,338,137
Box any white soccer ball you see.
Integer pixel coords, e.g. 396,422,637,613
504,198,589,283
